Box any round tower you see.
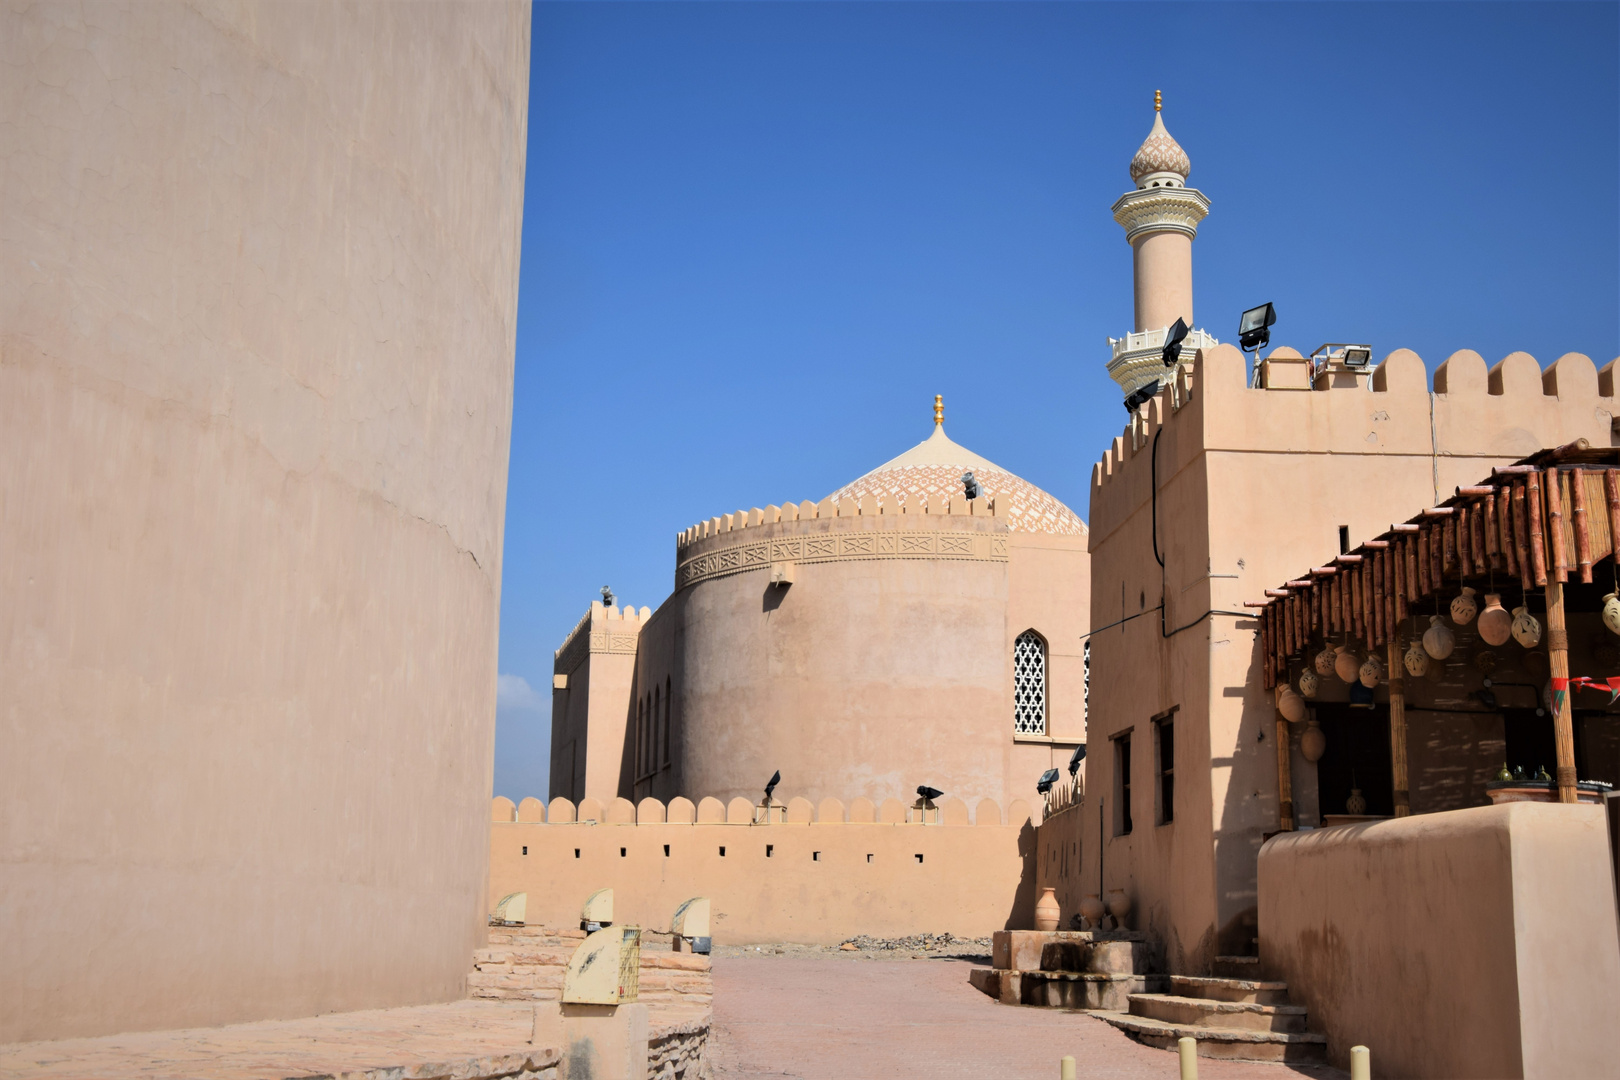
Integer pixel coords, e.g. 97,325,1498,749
1106,92,1218,399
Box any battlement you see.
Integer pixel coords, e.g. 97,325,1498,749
493,793,1035,827
676,494,1007,551
553,599,653,671
1090,344,1619,495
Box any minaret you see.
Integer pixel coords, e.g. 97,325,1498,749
1106,92,1217,400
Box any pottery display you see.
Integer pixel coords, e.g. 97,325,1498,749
1403,639,1430,677
1359,654,1383,688
1422,614,1456,660
1511,606,1542,648
1300,718,1326,763
1473,650,1499,675
1477,594,1512,646
1106,888,1133,931
1346,788,1367,814
1034,886,1061,932
1314,646,1338,677
1078,893,1106,930
1450,587,1478,626
1276,684,1306,723
1604,593,1620,637
1334,645,1362,684
1298,668,1319,699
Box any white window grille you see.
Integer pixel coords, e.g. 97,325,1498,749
1014,630,1047,735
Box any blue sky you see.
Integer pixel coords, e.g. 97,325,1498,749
492,1,1620,800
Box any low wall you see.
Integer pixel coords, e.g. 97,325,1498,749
1258,803,1620,1078
491,796,1036,943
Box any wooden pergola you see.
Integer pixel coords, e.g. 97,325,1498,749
1250,439,1620,823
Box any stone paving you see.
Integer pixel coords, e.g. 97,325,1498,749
708,954,1349,1080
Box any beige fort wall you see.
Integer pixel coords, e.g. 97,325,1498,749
583,492,1089,809
491,794,1039,943
1076,343,1616,974
1,1,529,1041
549,602,652,802
1258,803,1620,1077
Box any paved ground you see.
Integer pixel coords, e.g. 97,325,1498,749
708,955,1348,1080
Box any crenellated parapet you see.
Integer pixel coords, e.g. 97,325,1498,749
554,599,654,677
494,793,1035,827
672,494,1012,591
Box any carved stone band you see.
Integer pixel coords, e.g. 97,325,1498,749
677,530,1010,590
1110,186,1211,243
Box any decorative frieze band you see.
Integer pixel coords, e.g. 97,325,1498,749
676,529,1009,590
555,624,642,676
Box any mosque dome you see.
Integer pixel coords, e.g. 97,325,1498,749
827,409,1086,537
1129,98,1191,189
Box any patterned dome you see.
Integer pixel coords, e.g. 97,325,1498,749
827,424,1086,536
1130,110,1191,189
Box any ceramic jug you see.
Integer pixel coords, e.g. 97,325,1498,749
1450,587,1478,626
1404,639,1430,677
1511,606,1542,648
1422,614,1457,660
1334,645,1362,684
1478,594,1512,646
1298,668,1320,699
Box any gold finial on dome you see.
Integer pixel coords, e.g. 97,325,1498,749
934,394,943,426
1154,89,1161,112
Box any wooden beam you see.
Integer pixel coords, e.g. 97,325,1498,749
1545,581,1578,804
1528,471,1549,587
1606,470,1620,569
1544,467,1568,582
1572,467,1593,583
1387,640,1411,818
1275,707,1295,832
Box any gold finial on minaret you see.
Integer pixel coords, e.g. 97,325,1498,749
934,394,943,426
1154,89,1162,112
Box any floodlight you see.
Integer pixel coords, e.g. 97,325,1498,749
1036,768,1060,795
764,770,781,801
1237,303,1276,351
600,585,616,607
1161,317,1190,368
1343,346,1372,368
962,470,982,500
916,785,944,802
1122,378,1161,413
1068,744,1087,776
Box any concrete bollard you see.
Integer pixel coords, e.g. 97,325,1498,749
1059,1054,1076,1080
1178,1036,1198,1079
1350,1045,1370,1080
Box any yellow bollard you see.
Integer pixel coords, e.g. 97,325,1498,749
1059,1054,1076,1080
1178,1036,1198,1079
1350,1045,1370,1080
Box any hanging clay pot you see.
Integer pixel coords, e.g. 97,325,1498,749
1315,646,1337,677
1346,788,1367,815
1276,684,1306,723
1334,645,1362,684
1298,668,1320,699
1423,615,1457,660
1603,593,1620,637
1450,587,1478,626
1034,887,1060,932
1404,639,1431,677
1477,594,1512,646
1359,654,1383,688
1078,893,1106,930
1106,889,1133,931
1511,606,1542,648
1300,718,1326,763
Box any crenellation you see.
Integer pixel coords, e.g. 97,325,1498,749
1488,351,1541,396
492,794,1028,826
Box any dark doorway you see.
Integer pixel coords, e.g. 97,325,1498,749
1504,707,1590,779
1314,703,1394,818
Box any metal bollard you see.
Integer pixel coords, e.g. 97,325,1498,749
1350,1045,1370,1080
1060,1054,1076,1080
1178,1036,1198,1079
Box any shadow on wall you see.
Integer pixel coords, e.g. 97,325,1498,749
1005,817,1039,931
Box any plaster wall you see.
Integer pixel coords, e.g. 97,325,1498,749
1257,804,1620,1077
1080,344,1617,973
549,604,646,802
490,795,1037,943
1,0,528,1041
1132,230,1193,333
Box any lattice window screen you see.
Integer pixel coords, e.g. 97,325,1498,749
1014,631,1047,735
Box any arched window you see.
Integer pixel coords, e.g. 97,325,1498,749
1014,630,1047,736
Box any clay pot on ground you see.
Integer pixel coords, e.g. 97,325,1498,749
1079,894,1106,930
1450,587,1478,626
1034,887,1060,932
1603,593,1620,637
1300,718,1326,763
1334,646,1362,684
1276,685,1306,723
1477,594,1512,646
1359,655,1383,688
1511,607,1542,648
1298,668,1320,699
1403,639,1430,677
1106,889,1133,931
1346,788,1367,815
1423,615,1457,660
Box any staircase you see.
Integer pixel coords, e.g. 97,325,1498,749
1098,964,1327,1065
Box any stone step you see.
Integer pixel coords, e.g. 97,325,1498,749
1211,955,1260,980
1168,975,1291,1005
1003,970,1170,1012
1127,993,1309,1034
1097,1012,1327,1065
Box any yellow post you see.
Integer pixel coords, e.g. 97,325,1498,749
1178,1036,1198,1079
1350,1044,1371,1080
1059,1054,1076,1080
